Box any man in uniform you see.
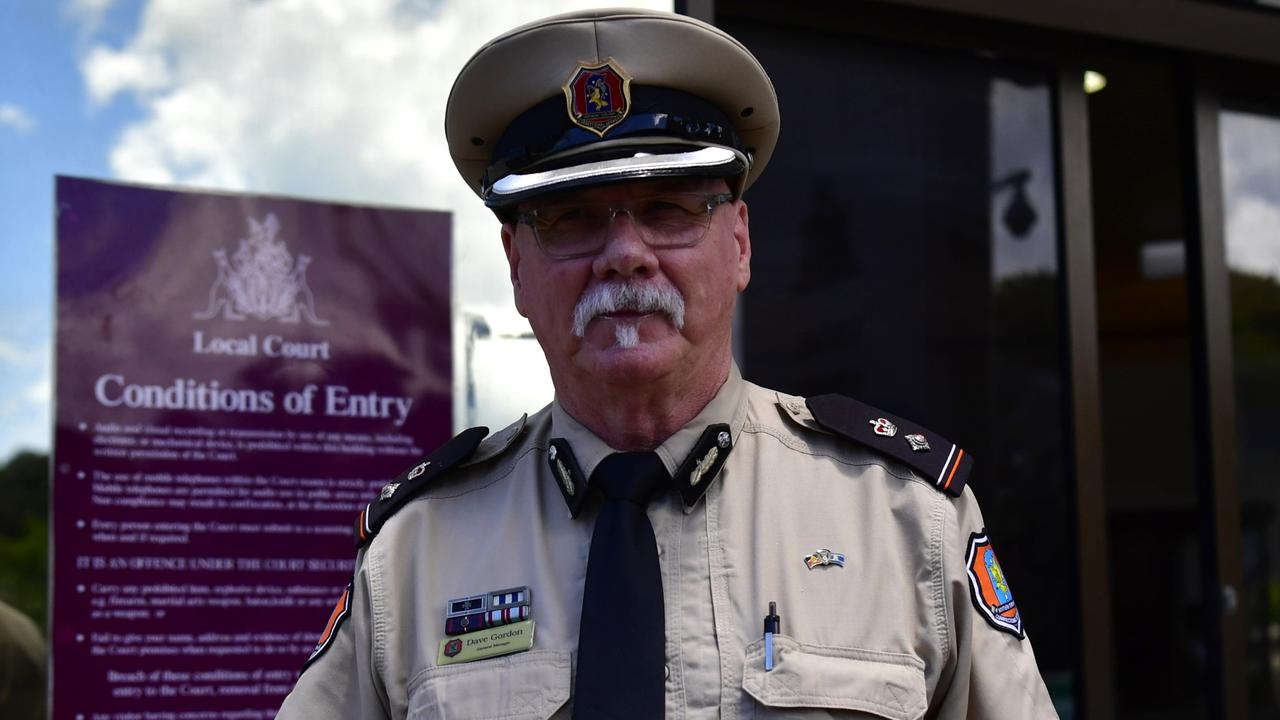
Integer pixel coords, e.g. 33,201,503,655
278,8,1058,719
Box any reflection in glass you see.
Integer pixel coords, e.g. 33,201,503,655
1220,108,1280,719
720,19,1074,716
1087,57,1208,719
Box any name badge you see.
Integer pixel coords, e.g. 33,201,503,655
436,619,536,666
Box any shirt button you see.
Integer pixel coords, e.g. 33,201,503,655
664,665,671,680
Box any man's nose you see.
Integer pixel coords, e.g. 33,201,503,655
592,210,658,279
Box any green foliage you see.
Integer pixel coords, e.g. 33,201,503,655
0,451,49,632
0,451,48,535
0,516,47,630
1230,270,1280,358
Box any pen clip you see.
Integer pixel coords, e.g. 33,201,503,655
763,601,780,672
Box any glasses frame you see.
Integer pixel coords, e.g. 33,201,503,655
516,191,735,260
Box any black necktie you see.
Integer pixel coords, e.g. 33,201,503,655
573,452,670,719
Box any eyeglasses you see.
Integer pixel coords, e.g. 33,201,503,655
516,192,734,259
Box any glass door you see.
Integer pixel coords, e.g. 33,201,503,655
1082,54,1216,720
1217,105,1280,719
718,15,1079,716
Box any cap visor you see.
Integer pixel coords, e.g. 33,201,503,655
485,146,746,207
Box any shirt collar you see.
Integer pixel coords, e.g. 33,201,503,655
549,361,748,515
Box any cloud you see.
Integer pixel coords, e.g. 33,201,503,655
80,0,671,312
76,0,672,429
0,337,50,459
1221,110,1280,210
0,417,48,464
64,0,121,37
0,338,41,366
1225,194,1280,282
83,45,171,104
25,368,51,405
0,104,36,134
67,0,119,18
1220,110,1280,281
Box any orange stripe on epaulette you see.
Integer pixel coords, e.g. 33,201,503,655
943,449,965,491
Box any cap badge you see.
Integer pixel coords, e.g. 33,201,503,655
563,58,633,137
869,417,898,437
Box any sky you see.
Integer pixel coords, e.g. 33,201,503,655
1221,110,1280,281
0,0,670,464
3,1,1279,465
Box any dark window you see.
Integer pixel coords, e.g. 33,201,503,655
722,18,1076,713
1085,56,1212,719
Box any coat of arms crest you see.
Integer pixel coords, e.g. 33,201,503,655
194,213,328,325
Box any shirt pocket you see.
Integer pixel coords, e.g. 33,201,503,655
406,649,571,720
741,635,927,720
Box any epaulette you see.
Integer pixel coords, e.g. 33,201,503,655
354,426,488,548
805,394,973,498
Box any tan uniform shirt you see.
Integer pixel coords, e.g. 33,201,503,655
0,599,46,720
278,366,1058,719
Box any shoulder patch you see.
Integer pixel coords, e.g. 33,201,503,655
965,529,1024,639
354,425,488,548
804,394,973,497
301,579,352,672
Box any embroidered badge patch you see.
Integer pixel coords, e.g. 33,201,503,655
563,58,632,137
302,579,353,670
965,531,1024,639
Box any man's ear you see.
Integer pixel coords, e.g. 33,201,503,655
733,200,752,292
500,222,530,318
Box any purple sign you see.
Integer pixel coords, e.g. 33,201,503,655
51,176,452,719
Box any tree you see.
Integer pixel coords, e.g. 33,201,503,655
0,451,49,631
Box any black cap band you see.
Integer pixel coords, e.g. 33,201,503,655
482,85,745,200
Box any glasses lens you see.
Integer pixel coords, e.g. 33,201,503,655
528,192,720,258
633,194,713,248
531,205,612,258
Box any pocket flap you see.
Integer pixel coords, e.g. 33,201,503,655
408,649,571,720
742,636,927,720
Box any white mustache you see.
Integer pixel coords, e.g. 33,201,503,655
571,281,686,338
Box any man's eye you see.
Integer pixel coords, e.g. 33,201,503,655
542,207,603,225
641,200,700,224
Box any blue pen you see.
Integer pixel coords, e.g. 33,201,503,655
763,601,780,671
